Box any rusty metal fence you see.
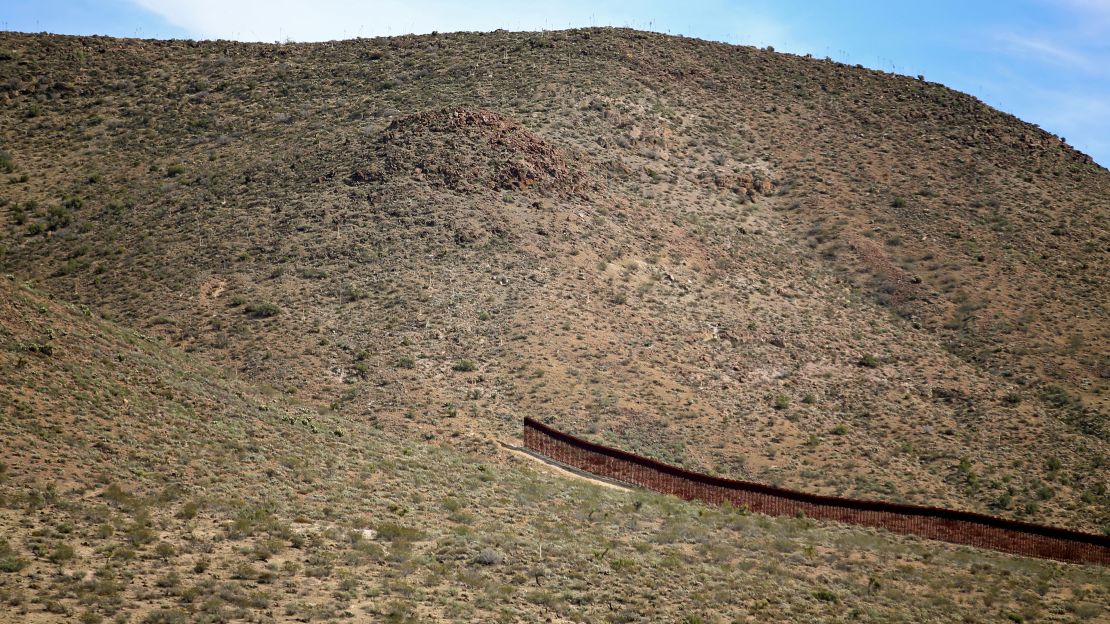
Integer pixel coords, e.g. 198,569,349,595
523,417,1110,565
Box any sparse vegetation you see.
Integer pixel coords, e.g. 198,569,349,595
0,27,1107,623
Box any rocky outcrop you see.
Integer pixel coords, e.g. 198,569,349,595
348,107,590,197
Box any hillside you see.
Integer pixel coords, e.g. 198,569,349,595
0,25,1107,568
2,275,1108,622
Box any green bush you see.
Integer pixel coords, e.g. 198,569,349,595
452,359,477,372
177,499,200,520
1039,385,1073,409
375,522,424,544
244,302,281,318
154,541,176,560
48,541,75,564
46,205,72,231
0,538,27,572
858,354,879,368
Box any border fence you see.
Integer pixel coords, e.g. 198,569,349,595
523,417,1110,565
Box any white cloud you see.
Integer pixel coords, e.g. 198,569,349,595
994,32,1106,74
1023,87,1110,134
1046,0,1110,19
1038,0,1110,37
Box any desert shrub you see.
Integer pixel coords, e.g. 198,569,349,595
102,483,138,510
858,354,879,368
228,503,275,539
177,499,201,519
814,589,840,603
43,600,71,615
156,571,180,588
47,541,76,564
340,285,369,302
352,361,370,378
1068,602,1103,620
142,608,189,624
384,601,419,624
154,541,176,560
452,359,476,372
1035,483,1055,500
375,522,424,544
0,538,27,572
46,205,72,231
10,203,26,225
1038,385,1073,409
127,512,157,546
244,302,280,318
250,537,284,561
474,547,501,565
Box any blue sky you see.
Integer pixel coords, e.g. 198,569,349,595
4,1,1109,165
